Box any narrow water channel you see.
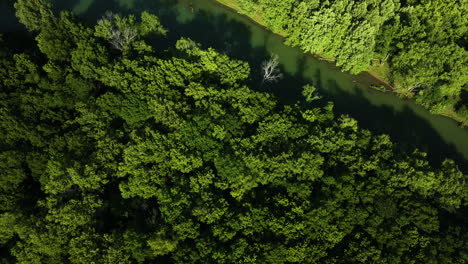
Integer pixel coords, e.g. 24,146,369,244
2,0,468,169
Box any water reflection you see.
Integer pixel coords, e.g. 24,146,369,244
1,0,468,170
116,0,138,10
72,0,94,14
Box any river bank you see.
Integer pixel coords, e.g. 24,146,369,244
2,0,468,167
212,0,468,127
212,0,392,87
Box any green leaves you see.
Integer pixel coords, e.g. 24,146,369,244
336,21,376,74
140,11,167,36
147,235,178,257
238,0,468,121
0,213,16,245
14,0,53,31
94,11,166,53
0,151,27,210
1,3,467,264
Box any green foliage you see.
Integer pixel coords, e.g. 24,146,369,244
258,0,296,33
94,11,166,53
139,11,167,36
336,21,376,74
0,2,467,264
0,213,16,245
14,0,53,31
237,0,468,118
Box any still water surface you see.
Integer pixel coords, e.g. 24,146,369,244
2,0,468,169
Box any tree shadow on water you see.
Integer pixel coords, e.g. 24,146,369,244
51,0,283,78
51,0,468,171
51,0,177,22
324,80,468,170
0,0,25,32
52,0,258,57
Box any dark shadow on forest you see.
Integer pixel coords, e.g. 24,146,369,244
9,0,468,171
0,0,25,32
324,80,468,170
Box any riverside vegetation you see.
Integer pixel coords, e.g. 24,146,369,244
217,0,468,125
0,0,467,263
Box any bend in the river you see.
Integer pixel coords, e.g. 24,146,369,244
2,0,468,170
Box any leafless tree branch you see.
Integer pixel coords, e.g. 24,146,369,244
261,53,283,86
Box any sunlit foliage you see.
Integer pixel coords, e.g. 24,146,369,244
0,1,467,263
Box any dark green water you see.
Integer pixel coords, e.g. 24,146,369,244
2,0,468,169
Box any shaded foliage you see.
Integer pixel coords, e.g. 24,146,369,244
236,0,468,119
0,1,467,263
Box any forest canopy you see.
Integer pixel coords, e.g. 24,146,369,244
234,0,468,123
0,0,467,263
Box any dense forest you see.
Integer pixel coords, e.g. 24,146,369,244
231,0,468,123
1,0,467,263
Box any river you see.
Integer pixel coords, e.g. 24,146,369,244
2,0,468,170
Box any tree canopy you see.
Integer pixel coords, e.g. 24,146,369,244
0,1,467,263
234,0,468,122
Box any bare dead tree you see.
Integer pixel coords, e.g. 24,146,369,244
98,11,138,51
261,53,283,86
109,28,123,51
107,26,137,51
109,26,137,51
